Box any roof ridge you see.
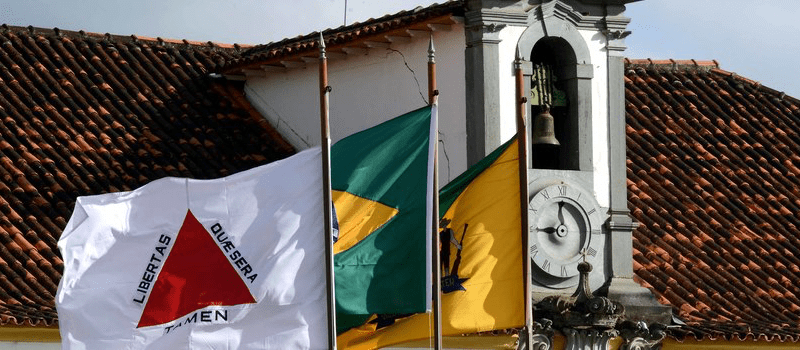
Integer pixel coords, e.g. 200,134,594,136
710,66,800,104
625,58,800,103
245,0,463,54
624,58,720,70
226,0,464,71
0,23,252,51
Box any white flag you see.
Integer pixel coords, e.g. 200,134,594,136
56,148,329,349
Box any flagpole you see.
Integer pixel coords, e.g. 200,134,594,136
428,37,437,105
319,32,337,350
428,34,442,350
514,47,533,349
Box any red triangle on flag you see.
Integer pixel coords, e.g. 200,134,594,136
137,210,256,328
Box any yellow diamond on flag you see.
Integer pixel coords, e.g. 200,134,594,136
332,190,399,254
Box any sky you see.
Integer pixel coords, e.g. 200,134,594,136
1,0,798,97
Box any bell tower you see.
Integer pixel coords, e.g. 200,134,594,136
463,0,672,343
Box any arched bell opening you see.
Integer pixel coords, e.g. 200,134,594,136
517,12,594,173
529,37,580,171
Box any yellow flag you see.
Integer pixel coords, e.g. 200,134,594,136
338,138,524,349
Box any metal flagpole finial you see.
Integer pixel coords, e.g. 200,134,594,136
428,34,435,64
319,32,326,59
514,46,522,68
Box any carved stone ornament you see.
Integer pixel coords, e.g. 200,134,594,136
466,22,507,34
564,328,618,350
529,261,668,350
601,29,632,40
534,262,624,329
464,23,505,45
617,320,667,350
530,319,554,350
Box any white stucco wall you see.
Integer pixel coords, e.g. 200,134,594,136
580,28,611,208
245,26,468,184
497,26,528,144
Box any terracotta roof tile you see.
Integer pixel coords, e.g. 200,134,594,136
0,25,292,326
221,1,464,73
0,14,798,346
626,58,800,341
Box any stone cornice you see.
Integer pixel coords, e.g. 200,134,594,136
465,7,530,27
464,22,505,45
532,1,631,31
604,211,640,232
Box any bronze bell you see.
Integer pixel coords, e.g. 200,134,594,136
531,107,560,145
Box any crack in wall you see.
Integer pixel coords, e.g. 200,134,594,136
244,51,455,181
385,48,428,106
384,47,453,182
245,83,312,148
438,133,451,183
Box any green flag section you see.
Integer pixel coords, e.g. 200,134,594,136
337,137,524,350
331,105,435,333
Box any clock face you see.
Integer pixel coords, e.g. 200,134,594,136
528,183,604,285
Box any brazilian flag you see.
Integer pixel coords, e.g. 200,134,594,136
331,105,435,333
337,137,525,349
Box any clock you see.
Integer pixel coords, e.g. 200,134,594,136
528,182,604,289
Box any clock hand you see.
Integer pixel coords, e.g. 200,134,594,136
537,227,557,234
556,201,569,237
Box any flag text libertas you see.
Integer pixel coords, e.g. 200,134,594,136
210,223,258,283
133,234,172,304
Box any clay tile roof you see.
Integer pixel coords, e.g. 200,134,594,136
2,17,800,345
625,58,800,342
0,24,293,326
221,1,465,73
